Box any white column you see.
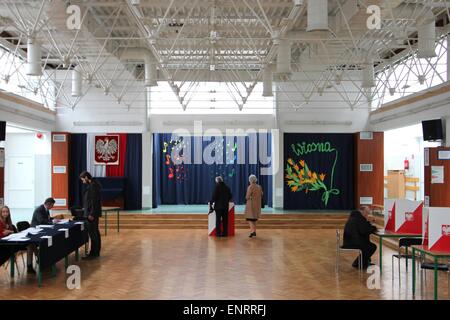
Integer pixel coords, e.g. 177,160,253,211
445,116,450,148
142,131,152,209
272,101,284,209
447,34,450,82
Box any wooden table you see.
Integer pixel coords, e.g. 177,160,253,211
373,230,422,273
411,245,450,300
102,207,121,236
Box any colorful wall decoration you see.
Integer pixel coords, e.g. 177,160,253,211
283,133,355,210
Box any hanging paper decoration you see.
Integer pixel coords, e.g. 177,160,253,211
94,135,120,165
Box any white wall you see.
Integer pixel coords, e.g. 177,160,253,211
0,94,56,132
4,132,51,209
384,124,441,201
369,82,450,132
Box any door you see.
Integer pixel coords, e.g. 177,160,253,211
6,156,34,208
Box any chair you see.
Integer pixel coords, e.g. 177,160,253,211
417,254,449,299
391,237,422,284
335,229,363,275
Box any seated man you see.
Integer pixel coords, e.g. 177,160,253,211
343,206,378,269
31,198,56,227
28,198,59,273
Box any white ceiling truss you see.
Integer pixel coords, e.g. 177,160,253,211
0,0,448,112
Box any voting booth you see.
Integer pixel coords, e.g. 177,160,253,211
384,199,423,234
208,202,235,237
423,207,450,251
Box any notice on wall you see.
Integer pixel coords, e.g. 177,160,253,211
431,166,444,184
0,148,4,168
424,196,430,207
424,148,429,166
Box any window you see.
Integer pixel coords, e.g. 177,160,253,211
150,81,274,114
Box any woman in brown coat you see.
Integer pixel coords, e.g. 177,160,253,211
244,174,263,238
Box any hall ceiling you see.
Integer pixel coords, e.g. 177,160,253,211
0,0,449,111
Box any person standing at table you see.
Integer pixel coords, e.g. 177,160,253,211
343,206,378,269
210,176,232,237
31,197,56,227
80,171,102,260
244,174,263,238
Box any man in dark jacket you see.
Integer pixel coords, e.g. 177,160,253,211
28,198,57,273
210,176,232,237
80,171,102,259
31,198,56,227
343,206,378,269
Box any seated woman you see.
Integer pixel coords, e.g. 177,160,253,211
0,206,16,266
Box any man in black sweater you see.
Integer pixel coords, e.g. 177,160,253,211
210,176,232,237
80,171,102,259
343,206,378,269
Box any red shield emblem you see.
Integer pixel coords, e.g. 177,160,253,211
94,135,119,165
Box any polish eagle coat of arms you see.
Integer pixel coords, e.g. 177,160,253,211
94,135,119,165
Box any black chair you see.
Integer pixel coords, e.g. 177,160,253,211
16,221,30,232
70,206,85,221
391,237,422,284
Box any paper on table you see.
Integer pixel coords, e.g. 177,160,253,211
3,233,29,240
27,228,43,235
41,235,52,247
38,225,54,229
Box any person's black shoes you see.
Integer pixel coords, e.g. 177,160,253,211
249,232,256,238
27,266,36,274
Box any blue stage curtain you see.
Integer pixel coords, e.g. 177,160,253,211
69,134,87,207
152,133,273,207
124,134,142,210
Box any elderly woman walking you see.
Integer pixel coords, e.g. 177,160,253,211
244,174,263,238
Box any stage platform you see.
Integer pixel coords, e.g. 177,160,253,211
9,206,353,231
129,205,350,215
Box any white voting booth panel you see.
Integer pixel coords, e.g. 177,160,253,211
384,199,423,234
423,207,450,251
208,202,235,237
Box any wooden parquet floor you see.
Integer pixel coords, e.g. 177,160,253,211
0,229,448,300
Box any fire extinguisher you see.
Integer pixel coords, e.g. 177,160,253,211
404,157,409,171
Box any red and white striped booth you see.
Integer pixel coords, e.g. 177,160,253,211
208,202,235,237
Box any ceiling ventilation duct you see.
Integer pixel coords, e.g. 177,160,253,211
307,0,328,32
276,40,291,74
26,38,42,76
262,65,273,97
362,60,375,89
120,48,158,87
417,21,436,58
71,65,82,97
390,3,436,58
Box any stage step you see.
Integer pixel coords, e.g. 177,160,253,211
97,213,349,230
